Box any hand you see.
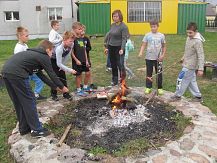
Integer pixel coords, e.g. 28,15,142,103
197,70,203,77
86,61,90,67
71,69,77,75
158,55,164,62
180,57,184,63
61,86,69,93
119,49,124,55
138,53,143,57
76,60,81,65
104,48,108,55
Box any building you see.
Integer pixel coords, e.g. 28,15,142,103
0,0,77,40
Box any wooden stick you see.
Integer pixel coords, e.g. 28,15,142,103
144,90,157,106
56,124,72,147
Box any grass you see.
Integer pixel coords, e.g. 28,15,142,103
0,32,217,162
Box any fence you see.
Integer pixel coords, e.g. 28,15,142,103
206,19,217,28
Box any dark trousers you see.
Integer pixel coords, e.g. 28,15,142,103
146,59,163,89
108,45,126,84
51,58,67,95
3,77,42,132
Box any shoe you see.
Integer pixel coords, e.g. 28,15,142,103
169,95,181,102
128,75,133,79
63,93,72,101
145,88,152,94
31,128,51,138
158,89,164,95
76,90,88,97
106,67,112,72
51,94,59,101
20,129,31,136
191,96,203,103
90,84,97,89
35,94,47,101
83,86,92,92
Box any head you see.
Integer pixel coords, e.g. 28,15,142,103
62,31,75,47
16,27,29,43
38,40,53,57
72,22,83,37
149,20,159,33
51,20,60,31
186,22,197,38
81,24,86,37
112,10,123,23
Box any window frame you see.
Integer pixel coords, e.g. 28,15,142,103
4,11,20,22
47,7,63,21
127,1,162,23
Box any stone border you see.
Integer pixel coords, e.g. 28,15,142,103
8,87,217,163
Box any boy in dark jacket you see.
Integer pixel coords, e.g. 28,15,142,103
1,40,68,138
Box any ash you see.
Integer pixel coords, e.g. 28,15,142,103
87,104,150,135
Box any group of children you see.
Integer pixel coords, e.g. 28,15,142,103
1,19,205,138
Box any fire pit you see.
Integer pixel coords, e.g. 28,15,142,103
49,86,190,156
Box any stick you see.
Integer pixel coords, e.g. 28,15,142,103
150,141,158,150
56,124,72,147
144,90,157,106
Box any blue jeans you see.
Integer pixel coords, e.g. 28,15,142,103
29,74,44,94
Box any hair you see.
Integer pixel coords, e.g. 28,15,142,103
187,22,198,32
51,20,59,28
112,10,123,22
149,20,159,26
62,31,75,40
16,26,28,38
38,40,53,51
72,22,83,30
81,24,86,30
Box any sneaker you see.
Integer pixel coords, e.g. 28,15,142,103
191,96,203,103
169,95,181,102
111,81,118,86
83,86,92,92
20,129,31,136
63,93,72,101
31,128,51,138
158,89,164,95
76,90,88,97
145,88,152,94
106,67,112,72
35,94,47,101
51,94,59,101
90,84,97,89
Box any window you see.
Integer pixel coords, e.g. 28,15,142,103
128,1,161,22
5,11,19,21
48,8,62,21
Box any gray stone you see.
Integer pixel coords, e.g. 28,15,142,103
170,149,182,157
198,145,217,159
180,138,195,151
186,153,210,163
145,149,162,156
28,145,35,152
152,155,167,163
183,125,194,134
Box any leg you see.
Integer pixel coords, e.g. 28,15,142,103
50,59,59,96
188,71,202,97
76,75,82,88
31,74,44,95
146,60,154,88
154,61,163,89
118,52,126,83
109,46,119,85
84,71,91,86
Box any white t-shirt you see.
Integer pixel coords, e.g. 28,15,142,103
14,42,28,54
49,29,62,47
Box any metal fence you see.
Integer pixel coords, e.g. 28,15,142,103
206,19,217,28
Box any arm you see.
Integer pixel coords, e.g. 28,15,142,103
85,37,92,53
195,40,205,75
121,26,129,51
158,43,166,62
56,48,75,73
71,50,81,65
36,71,57,90
138,42,147,57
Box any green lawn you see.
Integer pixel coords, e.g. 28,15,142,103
0,33,217,162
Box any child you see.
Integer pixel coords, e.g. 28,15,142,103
1,40,69,137
104,32,112,72
125,35,135,79
170,22,205,102
50,31,77,101
138,20,166,95
14,27,46,100
81,25,97,89
49,20,62,51
71,22,90,96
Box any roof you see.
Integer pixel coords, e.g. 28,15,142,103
179,0,207,4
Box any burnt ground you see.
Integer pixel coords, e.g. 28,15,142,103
49,97,190,155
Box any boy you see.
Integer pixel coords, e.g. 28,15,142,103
71,22,90,96
170,22,205,102
14,27,46,100
138,20,166,95
1,40,69,137
49,20,62,49
51,31,77,101
81,25,97,89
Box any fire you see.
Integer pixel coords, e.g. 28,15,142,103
111,79,128,112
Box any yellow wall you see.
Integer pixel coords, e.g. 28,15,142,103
110,0,178,35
